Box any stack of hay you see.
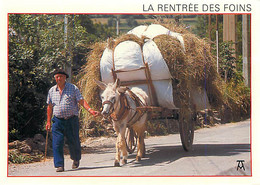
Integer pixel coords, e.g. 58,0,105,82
78,21,250,133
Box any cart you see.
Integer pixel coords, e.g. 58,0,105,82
111,62,195,153
125,106,195,153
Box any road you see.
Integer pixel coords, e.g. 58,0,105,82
8,119,251,176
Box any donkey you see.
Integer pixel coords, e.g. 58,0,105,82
96,79,148,167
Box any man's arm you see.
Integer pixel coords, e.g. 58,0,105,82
78,99,99,117
46,104,53,131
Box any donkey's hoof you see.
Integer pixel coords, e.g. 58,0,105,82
136,156,141,162
114,161,120,167
122,159,127,165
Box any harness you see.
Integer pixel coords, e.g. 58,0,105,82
110,93,130,121
102,88,146,125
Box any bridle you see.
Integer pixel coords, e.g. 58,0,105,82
101,99,115,116
101,88,146,124
101,93,130,121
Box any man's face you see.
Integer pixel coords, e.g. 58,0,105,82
54,74,66,86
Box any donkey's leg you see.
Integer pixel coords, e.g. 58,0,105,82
139,132,145,158
134,116,147,161
142,138,146,158
113,124,121,167
119,125,128,165
135,125,146,161
114,135,121,167
136,133,144,161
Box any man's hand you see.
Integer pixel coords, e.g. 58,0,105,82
89,109,100,117
46,121,51,131
46,104,53,131
79,99,100,117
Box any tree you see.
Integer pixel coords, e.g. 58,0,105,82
218,42,237,82
126,16,138,27
9,14,56,140
8,14,115,141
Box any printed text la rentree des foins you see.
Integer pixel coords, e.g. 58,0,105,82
143,4,252,12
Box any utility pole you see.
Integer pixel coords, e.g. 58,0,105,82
223,15,237,58
116,16,119,35
242,15,250,87
208,15,211,49
216,15,219,73
64,15,72,82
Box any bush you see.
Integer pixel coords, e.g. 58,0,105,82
9,150,34,164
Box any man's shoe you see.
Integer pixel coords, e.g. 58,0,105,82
56,167,64,172
72,160,79,169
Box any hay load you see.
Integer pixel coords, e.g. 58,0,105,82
78,22,250,132
100,35,177,109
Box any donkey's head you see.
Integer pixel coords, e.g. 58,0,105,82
95,79,127,118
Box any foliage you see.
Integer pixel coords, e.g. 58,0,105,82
9,150,34,164
126,16,138,27
107,17,115,27
195,15,244,57
9,14,55,140
215,41,250,120
195,15,208,38
218,42,237,82
9,14,115,141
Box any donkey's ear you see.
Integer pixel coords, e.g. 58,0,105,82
94,79,107,90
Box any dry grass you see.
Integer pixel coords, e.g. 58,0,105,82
78,42,106,121
107,34,146,50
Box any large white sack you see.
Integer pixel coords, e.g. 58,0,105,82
127,24,185,51
153,80,176,109
100,48,114,83
142,24,171,39
113,41,146,82
127,25,148,38
99,45,146,83
114,40,143,70
99,35,177,109
128,79,176,109
100,41,146,83
101,39,172,83
191,88,211,110
143,39,172,80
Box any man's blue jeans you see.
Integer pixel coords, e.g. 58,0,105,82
52,116,81,168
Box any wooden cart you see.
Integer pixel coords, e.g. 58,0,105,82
125,106,194,153
111,62,195,153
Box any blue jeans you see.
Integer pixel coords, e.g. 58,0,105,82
52,116,81,168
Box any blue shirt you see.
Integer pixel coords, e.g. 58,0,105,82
47,82,83,118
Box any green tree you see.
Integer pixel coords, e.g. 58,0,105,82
126,16,138,27
218,42,237,82
8,14,115,141
9,14,56,140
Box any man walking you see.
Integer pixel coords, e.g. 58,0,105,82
46,69,99,172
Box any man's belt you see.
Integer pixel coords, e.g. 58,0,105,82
55,115,77,120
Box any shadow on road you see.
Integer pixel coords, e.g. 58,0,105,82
66,165,115,172
128,143,251,167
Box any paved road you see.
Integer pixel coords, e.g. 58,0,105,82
8,119,251,176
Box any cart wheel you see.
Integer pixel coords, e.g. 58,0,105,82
125,127,137,154
179,114,195,151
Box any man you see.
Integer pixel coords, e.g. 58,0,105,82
46,69,99,172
